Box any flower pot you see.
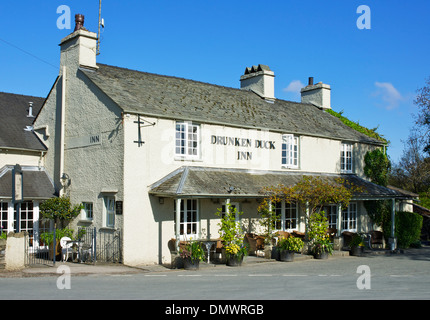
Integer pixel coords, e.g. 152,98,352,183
226,255,243,267
279,250,295,262
313,252,328,260
350,246,364,256
184,258,200,270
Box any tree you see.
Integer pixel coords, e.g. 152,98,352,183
414,77,430,154
364,148,391,187
39,196,83,229
389,132,430,193
260,176,362,232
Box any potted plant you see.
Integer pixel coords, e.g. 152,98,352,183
349,233,365,256
277,236,304,262
308,211,333,259
225,242,248,266
180,239,206,270
40,228,74,260
216,204,248,266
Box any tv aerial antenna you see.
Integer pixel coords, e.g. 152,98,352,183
97,0,104,56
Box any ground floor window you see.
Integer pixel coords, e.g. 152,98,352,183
323,204,338,229
274,201,298,231
342,202,357,231
175,199,199,240
82,202,93,220
15,201,34,237
1,202,8,233
104,197,115,228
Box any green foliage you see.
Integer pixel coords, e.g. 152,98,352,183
277,236,304,252
0,232,6,240
261,176,361,219
216,204,247,258
395,211,423,249
308,211,333,255
40,197,83,227
364,148,391,187
180,239,206,262
350,233,365,248
326,109,388,143
39,228,74,245
257,205,280,245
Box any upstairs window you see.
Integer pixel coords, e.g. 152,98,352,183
282,134,299,169
175,122,200,159
341,143,353,173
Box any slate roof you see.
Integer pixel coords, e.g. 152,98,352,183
0,92,46,151
149,166,407,200
81,64,384,145
0,166,56,200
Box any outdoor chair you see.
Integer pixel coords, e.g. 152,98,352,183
244,233,257,256
292,230,305,239
276,231,291,239
60,237,75,262
370,230,384,249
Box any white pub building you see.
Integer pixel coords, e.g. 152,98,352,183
33,16,411,266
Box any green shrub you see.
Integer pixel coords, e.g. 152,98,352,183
395,211,423,249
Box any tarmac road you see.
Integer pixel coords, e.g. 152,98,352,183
1,247,429,301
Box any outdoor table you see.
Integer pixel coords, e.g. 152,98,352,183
198,239,218,264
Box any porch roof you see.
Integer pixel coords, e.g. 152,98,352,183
0,166,56,200
149,166,410,200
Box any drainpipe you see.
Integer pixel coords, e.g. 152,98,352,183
59,66,66,196
390,198,396,251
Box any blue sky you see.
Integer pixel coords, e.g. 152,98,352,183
1,1,429,163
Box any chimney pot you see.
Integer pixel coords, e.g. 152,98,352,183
308,77,314,86
74,14,85,31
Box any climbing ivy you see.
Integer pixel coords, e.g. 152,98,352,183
326,109,388,143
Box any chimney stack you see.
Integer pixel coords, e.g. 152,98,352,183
240,64,275,102
300,78,331,110
59,14,98,70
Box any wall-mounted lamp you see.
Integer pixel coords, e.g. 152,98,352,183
159,197,164,204
61,173,71,188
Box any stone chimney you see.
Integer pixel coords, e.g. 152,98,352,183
240,64,275,101
59,14,98,71
300,77,331,109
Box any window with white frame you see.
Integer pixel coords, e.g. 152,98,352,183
175,199,198,240
274,201,298,231
342,202,357,231
323,204,338,229
282,134,299,168
104,197,115,228
175,122,200,159
221,202,240,222
341,143,353,173
14,202,34,246
0,202,8,234
82,202,93,220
